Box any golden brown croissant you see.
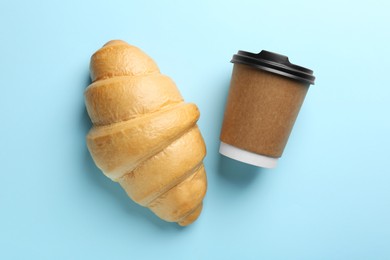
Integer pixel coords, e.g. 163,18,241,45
84,40,207,226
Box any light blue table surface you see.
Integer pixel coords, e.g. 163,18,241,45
1,0,389,259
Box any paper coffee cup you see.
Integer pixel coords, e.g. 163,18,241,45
219,50,315,168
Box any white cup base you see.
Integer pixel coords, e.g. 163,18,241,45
219,142,278,168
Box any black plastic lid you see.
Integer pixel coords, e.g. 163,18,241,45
231,50,315,85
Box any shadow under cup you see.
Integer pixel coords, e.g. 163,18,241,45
219,50,316,168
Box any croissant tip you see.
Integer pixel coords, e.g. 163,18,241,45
103,40,128,47
177,202,203,226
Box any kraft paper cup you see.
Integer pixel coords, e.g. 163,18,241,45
219,50,315,168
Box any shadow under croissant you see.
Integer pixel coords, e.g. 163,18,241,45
80,74,184,230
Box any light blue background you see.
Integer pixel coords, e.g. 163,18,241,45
1,0,389,259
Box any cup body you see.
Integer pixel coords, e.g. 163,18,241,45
219,51,314,168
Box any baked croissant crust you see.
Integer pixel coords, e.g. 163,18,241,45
85,40,207,226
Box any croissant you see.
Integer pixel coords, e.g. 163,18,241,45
84,40,207,226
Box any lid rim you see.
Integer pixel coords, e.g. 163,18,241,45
232,60,315,85
233,55,314,80
236,54,313,76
